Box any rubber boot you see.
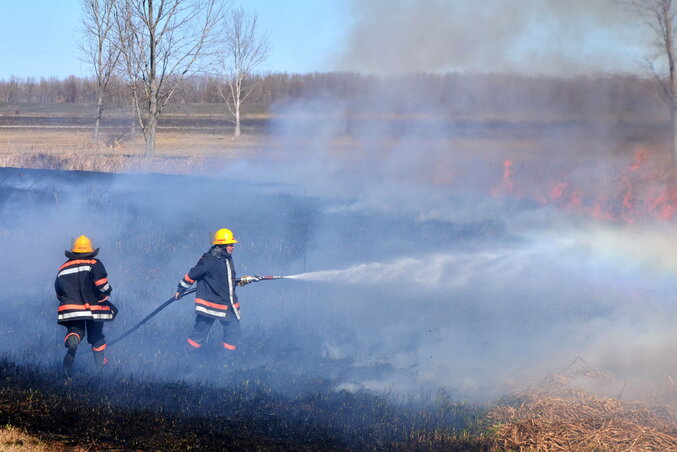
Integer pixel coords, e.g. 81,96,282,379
63,334,80,372
93,349,108,369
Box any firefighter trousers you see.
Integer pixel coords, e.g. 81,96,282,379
62,319,106,349
187,313,240,351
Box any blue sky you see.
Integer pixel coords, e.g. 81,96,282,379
0,0,654,79
0,0,352,79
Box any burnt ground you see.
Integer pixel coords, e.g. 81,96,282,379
0,166,501,451
0,359,494,451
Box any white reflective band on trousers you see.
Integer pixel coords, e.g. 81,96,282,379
58,310,113,321
195,306,227,318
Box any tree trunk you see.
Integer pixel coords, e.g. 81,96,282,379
234,105,241,137
130,96,137,135
94,94,104,144
672,105,677,165
145,88,158,157
145,118,157,157
94,117,101,144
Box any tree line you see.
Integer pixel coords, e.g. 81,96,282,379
0,72,664,119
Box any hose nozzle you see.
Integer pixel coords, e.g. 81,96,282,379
238,275,285,286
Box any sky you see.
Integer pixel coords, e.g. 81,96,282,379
0,0,658,79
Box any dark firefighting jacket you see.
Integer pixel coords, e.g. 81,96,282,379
177,246,240,320
55,249,114,323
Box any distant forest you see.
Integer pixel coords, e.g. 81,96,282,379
0,72,666,119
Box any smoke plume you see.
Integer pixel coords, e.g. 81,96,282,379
337,0,650,76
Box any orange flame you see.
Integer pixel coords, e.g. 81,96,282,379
491,147,677,224
503,159,513,193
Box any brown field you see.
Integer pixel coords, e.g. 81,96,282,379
0,101,671,179
0,103,271,172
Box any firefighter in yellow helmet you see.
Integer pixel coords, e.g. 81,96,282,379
175,228,254,352
55,236,116,374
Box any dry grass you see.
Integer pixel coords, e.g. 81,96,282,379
0,425,87,452
0,127,267,174
489,360,677,452
0,148,206,174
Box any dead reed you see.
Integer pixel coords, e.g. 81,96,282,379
489,361,677,451
0,148,230,175
0,425,78,452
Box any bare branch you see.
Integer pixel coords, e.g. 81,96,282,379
79,0,122,142
215,6,269,137
114,0,227,155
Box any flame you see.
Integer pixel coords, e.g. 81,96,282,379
491,147,677,224
629,148,648,171
502,159,513,193
550,182,567,201
491,159,514,196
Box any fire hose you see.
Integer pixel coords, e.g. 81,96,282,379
108,275,285,347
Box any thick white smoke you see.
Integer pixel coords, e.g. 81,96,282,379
337,0,650,76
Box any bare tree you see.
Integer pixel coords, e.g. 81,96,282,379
115,0,224,156
80,0,121,143
216,6,269,138
623,0,677,163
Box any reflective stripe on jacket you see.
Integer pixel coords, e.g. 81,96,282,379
55,250,113,323
178,246,239,320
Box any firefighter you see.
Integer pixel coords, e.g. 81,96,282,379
175,228,254,353
55,235,115,372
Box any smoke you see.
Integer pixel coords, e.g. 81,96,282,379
201,29,676,401
0,152,675,403
337,0,651,76
0,3,674,404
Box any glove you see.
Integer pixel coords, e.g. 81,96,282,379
175,286,187,299
104,300,119,319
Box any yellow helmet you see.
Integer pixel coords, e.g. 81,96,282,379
71,235,95,253
211,228,238,245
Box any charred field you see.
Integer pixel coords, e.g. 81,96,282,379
0,166,503,450
0,358,492,451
